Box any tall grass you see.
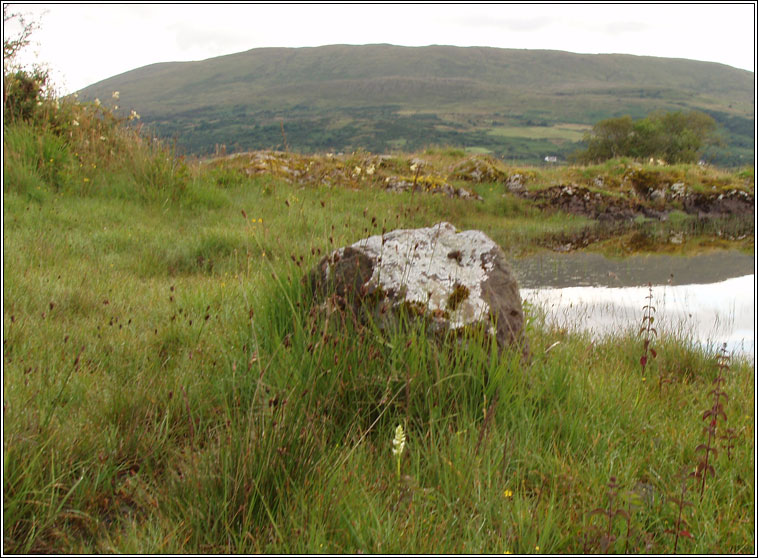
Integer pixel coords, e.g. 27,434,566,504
3,93,192,204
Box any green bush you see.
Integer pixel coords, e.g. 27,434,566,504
573,110,718,164
3,68,51,124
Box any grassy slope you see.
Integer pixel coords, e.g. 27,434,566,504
76,45,754,164
3,104,755,553
80,45,754,114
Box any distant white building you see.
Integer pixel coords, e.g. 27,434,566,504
544,155,558,163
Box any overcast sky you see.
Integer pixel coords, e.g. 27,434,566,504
4,3,756,95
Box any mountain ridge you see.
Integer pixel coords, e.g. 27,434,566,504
77,44,754,165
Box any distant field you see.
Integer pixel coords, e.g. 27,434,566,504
464,146,493,154
487,124,591,141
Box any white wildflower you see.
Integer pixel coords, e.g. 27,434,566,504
366,164,375,175
129,109,140,120
94,98,101,107
354,166,362,175
410,163,418,172
72,119,79,127
112,91,120,100
392,424,406,477
392,424,406,456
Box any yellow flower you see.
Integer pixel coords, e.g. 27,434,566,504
503,489,513,498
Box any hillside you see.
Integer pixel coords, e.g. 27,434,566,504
77,44,755,165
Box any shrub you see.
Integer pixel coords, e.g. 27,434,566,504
573,111,718,164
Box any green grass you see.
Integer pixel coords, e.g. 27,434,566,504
487,124,591,142
2,99,755,554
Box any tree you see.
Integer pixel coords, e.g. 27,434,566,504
580,116,634,161
572,110,718,164
3,6,51,123
647,110,717,163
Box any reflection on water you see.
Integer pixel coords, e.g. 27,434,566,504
514,251,755,359
513,250,755,288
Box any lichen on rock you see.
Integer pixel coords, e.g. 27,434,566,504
308,222,529,357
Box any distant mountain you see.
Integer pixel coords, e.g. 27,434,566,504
78,44,754,165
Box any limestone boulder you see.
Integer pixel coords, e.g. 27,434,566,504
308,222,529,357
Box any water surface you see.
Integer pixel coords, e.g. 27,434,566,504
513,251,755,359
513,250,755,288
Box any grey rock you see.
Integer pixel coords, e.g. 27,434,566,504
671,182,687,197
308,222,529,357
383,177,482,201
505,174,525,193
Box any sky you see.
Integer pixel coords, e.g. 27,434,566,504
4,2,756,95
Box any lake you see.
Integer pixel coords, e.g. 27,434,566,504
513,251,755,359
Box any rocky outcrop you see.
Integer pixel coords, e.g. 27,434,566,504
383,176,483,200
519,182,755,222
308,222,529,357
449,156,508,184
212,150,483,200
681,188,754,218
522,184,642,220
